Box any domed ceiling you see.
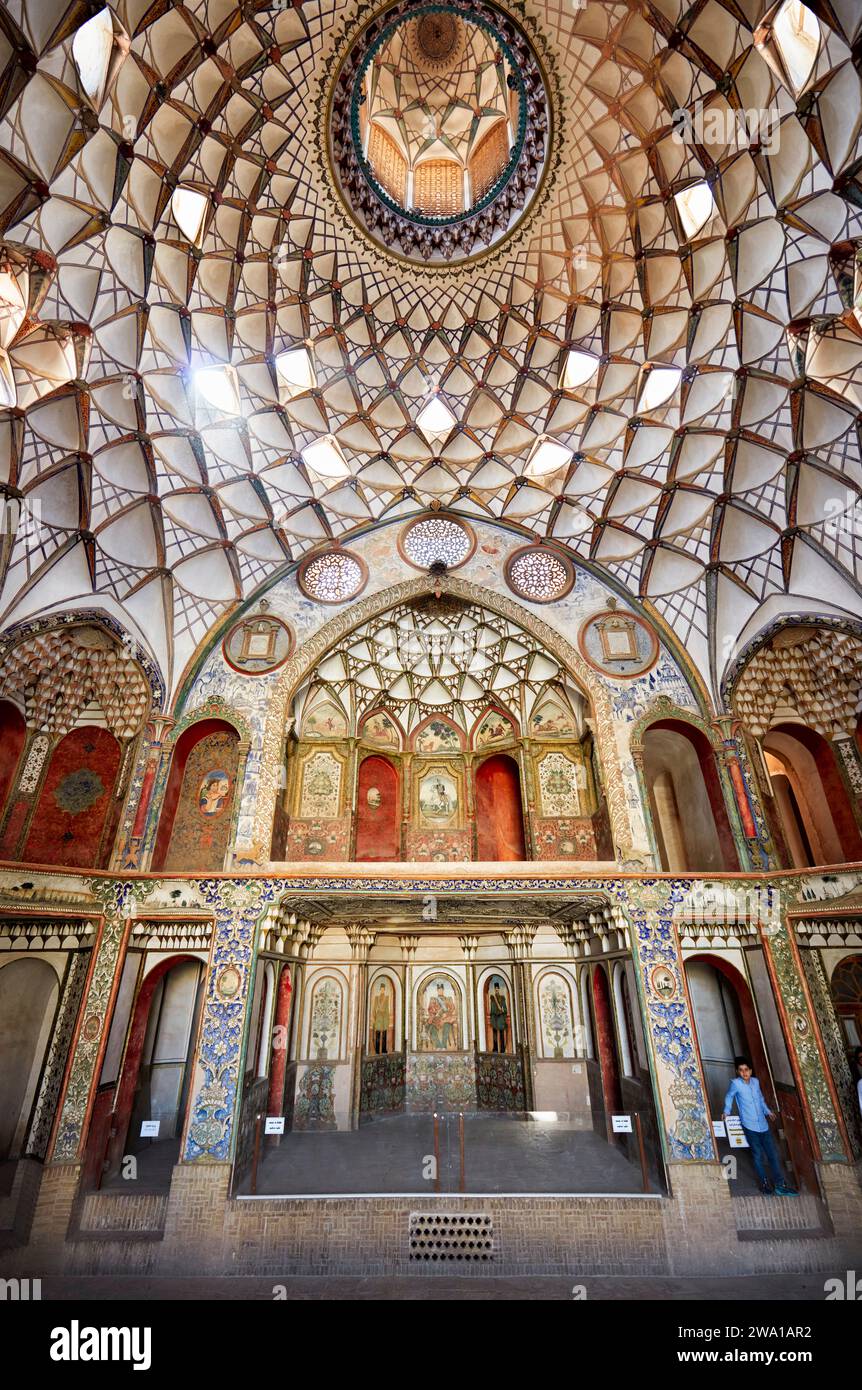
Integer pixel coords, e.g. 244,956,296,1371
0,0,861,704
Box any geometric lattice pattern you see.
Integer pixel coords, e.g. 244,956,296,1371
0,1,861,703
732,624,862,737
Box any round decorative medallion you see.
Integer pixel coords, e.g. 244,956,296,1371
650,965,677,1002
297,549,369,603
505,545,574,603
223,614,294,675
326,0,552,265
578,606,659,679
216,965,242,1000
399,514,475,569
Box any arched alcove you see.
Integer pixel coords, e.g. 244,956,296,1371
0,958,59,1160
153,719,241,871
100,954,204,1185
475,753,526,860
24,726,123,869
762,724,862,867
355,754,400,860
642,719,737,871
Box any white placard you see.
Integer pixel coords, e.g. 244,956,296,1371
264,1116,285,1135
140,1120,160,1138
712,1119,727,1138
725,1115,749,1148
612,1114,633,1134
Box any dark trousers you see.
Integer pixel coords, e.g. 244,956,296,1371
742,1124,785,1190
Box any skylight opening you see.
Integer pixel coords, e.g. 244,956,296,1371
637,366,682,414
171,187,209,246
674,183,716,240
71,7,114,106
526,437,574,479
560,349,600,391
195,364,241,417
301,436,351,480
275,347,316,398
755,0,820,97
416,395,457,439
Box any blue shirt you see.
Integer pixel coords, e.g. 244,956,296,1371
724,1075,771,1132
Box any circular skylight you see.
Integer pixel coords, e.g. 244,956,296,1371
328,0,550,264
298,550,368,603
400,516,475,569
506,547,574,603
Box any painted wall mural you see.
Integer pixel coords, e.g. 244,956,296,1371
417,766,460,827
530,699,576,737
474,710,516,747
483,974,512,1053
223,616,293,675
537,751,582,818
361,710,401,748
417,974,462,1051
299,750,343,819
163,730,240,872
369,975,396,1054
307,976,343,1060
539,972,576,1058
414,719,462,753
25,727,122,869
293,1064,336,1130
302,702,348,739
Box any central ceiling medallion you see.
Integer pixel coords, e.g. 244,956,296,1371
327,0,551,265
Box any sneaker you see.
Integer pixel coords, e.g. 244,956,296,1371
774,1185,797,1196
759,1184,775,1196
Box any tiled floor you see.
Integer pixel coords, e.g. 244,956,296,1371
243,1112,665,1195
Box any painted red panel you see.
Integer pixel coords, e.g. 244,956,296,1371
355,755,400,861
0,701,25,819
24,727,121,868
475,754,526,860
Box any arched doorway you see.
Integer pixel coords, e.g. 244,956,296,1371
591,963,623,1141
475,754,526,860
685,954,816,1193
762,725,862,867
152,719,241,871
642,720,737,871
355,754,400,860
0,958,59,1160
101,955,204,1187
23,726,123,868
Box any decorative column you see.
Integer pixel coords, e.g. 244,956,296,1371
505,922,537,1109
832,732,862,838
458,935,479,1049
714,715,777,869
346,922,376,1127
29,879,155,1260
0,727,53,856
113,714,173,870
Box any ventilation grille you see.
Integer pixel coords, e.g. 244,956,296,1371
409,1212,494,1263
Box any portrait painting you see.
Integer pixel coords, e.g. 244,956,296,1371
418,768,459,826
369,975,396,1055
484,974,512,1054
198,768,231,816
417,975,461,1051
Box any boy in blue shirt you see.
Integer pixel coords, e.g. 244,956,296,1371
723,1056,796,1196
